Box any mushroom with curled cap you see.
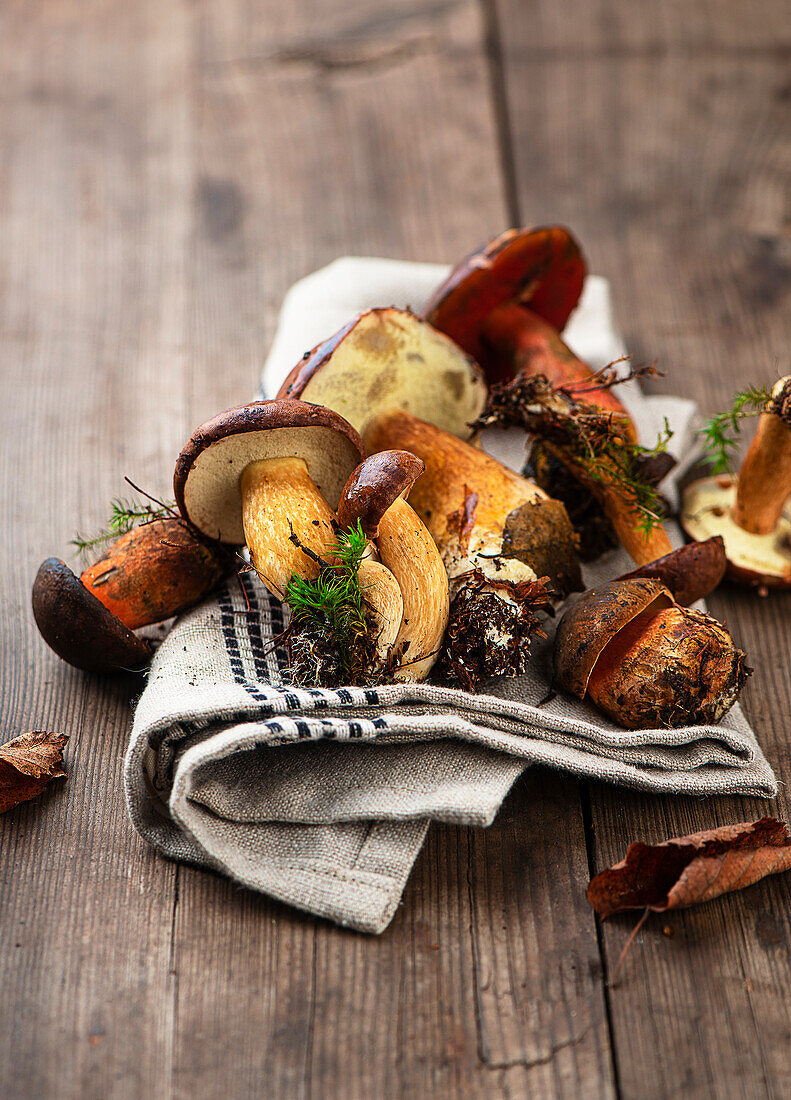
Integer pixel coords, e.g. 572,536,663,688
277,307,487,439
337,450,450,682
681,377,791,589
31,518,233,673
424,225,633,430
174,399,364,599
554,577,750,729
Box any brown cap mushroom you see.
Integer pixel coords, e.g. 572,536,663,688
337,451,449,681
554,578,750,728
616,538,727,607
32,558,152,673
277,308,487,439
424,226,633,430
681,377,791,589
174,400,363,598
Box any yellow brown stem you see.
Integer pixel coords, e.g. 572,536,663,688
240,457,336,597
374,497,449,682
356,558,404,665
732,377,791,535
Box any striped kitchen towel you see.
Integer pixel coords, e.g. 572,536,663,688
124,258,776,934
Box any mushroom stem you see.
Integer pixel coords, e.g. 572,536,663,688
593,477,673,566
80,518,231,629
356,558,404,665
732,376,791,535
240,456,336,598
373,497,449,682
480,301,635,432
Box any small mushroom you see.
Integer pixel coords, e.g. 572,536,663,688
32,558,152,673
424,226,634,430
174,400,364,599
554,578,750,729
32,518,233,672
277,307,487,439
337,450,450,681
681,377,791,589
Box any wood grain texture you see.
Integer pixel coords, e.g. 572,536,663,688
0,1,612,1098
497,0,791,1095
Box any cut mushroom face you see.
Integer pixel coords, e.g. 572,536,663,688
174,400,364,598
554,578,750,729
337,451,449,682
425,226,634,431
277,307,487,440
681,378,791,589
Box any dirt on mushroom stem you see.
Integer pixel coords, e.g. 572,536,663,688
435,568,555,692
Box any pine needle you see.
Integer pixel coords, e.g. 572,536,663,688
71,493,176,559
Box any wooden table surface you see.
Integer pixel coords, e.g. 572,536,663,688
2,2,790,1097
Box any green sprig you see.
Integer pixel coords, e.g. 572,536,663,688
284,520,374,682
701,385,772,474
71,495,176,558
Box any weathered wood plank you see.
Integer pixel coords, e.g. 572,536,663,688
0,1,615,1098
0,3,196,1098
497,1,791,1095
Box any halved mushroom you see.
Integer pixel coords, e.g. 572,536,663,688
363,410,576,690
337,451,449,681
424,226,634,430
32,518,233,672
554,578,750,729
277,307,487,439
681,378,791,589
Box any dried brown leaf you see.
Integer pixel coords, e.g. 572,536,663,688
588,818,791,918
0,731,69,813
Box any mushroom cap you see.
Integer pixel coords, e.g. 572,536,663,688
424,226,586,368
617,537,727,606
32,558,152,673
553,577,674,699
276,308,487,440
681,474,791,589
337,450,425,538
174,399,364,544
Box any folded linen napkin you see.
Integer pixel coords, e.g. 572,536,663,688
125,258,776,934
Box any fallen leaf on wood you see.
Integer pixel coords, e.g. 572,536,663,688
0,731,69,813
588,818,791,918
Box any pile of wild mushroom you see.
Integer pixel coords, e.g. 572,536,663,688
35,225,788,731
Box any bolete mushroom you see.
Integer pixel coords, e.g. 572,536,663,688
174,400,364,599
32,557,153,674
554,578,750,729
337,450,450,681
681,377,791,589
32,518,233,672
424,226,634,430
363,409,577,690
277,307,487,439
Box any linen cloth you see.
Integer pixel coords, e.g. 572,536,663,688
125,258,776,934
